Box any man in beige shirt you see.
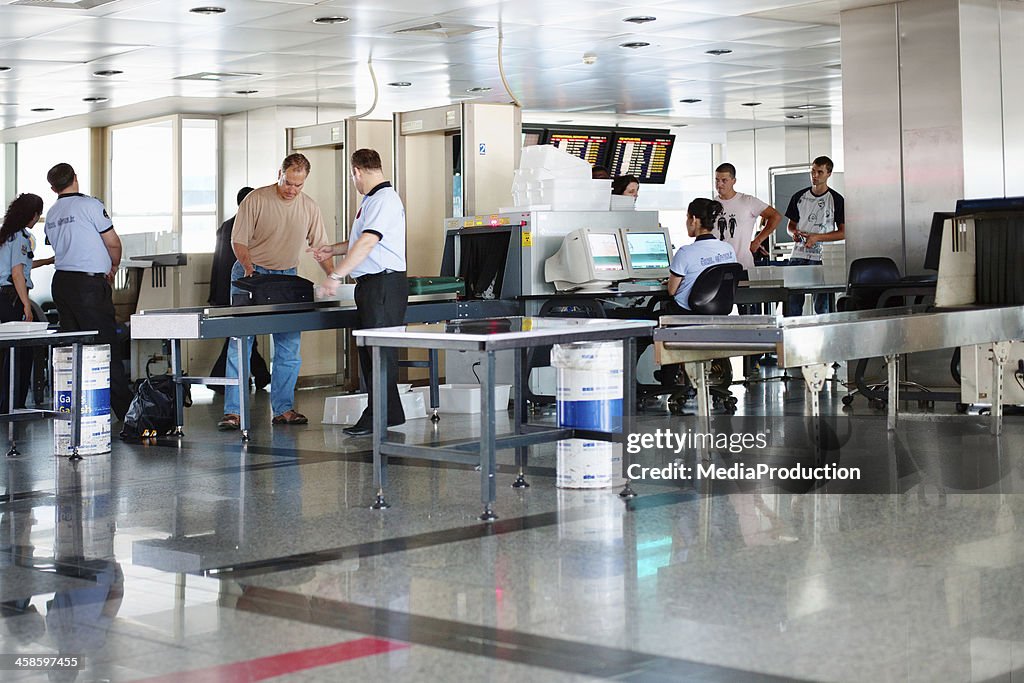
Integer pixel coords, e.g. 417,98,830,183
218,153,333,431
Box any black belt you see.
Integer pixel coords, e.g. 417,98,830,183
57,270,107,278
355,269,404,283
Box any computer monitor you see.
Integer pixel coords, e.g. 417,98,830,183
620,227,672,279
544,228,629,291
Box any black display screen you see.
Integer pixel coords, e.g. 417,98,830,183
608,131,675,184
542,127,612,166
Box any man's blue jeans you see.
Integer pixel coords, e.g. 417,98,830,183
224,262,302,416
786,257,830,317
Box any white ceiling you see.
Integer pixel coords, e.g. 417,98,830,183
0,0,895,139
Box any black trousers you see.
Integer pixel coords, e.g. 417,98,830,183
51,271,132,420
354,271,408,425
0,289,34,413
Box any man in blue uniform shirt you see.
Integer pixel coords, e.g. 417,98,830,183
44,162,131,420
313,149,408,437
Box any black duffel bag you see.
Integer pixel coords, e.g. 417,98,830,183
232,273,314,305
120,374,177,441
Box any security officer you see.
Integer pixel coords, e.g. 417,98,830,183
44,162,131,420
313,148,408,436
0,193,52,412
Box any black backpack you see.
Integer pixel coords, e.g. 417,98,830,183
120,374,177,441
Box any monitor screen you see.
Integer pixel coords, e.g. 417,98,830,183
543,127,613,167
625,232,670,270
608,130,675,184
522,129,543,147
587,233,624,272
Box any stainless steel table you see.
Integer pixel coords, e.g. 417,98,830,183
655,305,1024,434
131,298,517,440
354,316,657,521
1,329,97,459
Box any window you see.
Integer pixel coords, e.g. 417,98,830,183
181,118,219,253
108,116,219,258
109,119,175,258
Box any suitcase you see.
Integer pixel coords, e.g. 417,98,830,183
407,276,465,296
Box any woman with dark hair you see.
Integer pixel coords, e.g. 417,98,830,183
0,193,52,411
611,174,640,197
666,198,737,312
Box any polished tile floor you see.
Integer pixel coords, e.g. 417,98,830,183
2,373,1023,682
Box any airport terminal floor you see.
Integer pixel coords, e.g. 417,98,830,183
3,371,1024,683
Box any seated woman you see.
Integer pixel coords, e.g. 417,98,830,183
666,198,737,313
611,174,639,197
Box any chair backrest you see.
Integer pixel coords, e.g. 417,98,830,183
839,256,903,311
848,257,901,286
688,263,745,315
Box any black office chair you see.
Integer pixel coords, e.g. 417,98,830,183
524,297,607,408
835,257,903,312
645,263,745,414
836,257,945,409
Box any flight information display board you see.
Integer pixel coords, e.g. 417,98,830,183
608,131,675,184
543,128,612,166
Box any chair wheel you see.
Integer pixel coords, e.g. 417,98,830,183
841,395,854,406
668,392,688,415
869,399,886,411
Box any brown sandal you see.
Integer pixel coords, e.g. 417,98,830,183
272,410,308,425
217,414,240,431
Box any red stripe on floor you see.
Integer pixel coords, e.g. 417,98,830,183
135,637,408,683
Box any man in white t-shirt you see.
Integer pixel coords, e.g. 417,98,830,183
713,163,783,272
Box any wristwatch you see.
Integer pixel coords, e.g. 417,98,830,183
328,272,344,282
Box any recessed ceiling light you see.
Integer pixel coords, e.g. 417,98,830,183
31,107,54,112
466,86,491,93
705,48,732,56
785,114,804,119
623,16,656,24
234,89,258,95
679,98,702,104
83,96,108,103
93,69,123,77
620,41,650,49
387,81,412,87
189,6,225,14
313,16,350,25
793,103,829,110
741,102,762,107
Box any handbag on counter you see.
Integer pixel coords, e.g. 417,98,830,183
232,273,314,305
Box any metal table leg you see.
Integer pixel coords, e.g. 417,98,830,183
170,339,185,437
990,342,1011,436
236,336,251,442
511,347,529,489
619,338,638,499
428,348,440,423
5,345,17,457
803,363,829,420
371,344,390,510
68,342,83,461
479,350,498,522
885,354,898,431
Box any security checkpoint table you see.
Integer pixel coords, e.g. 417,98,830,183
353,317,656,521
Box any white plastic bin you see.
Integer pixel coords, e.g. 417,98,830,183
436,383,512,414
53,345,111,456
556,439,623,489
322,390,427,424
